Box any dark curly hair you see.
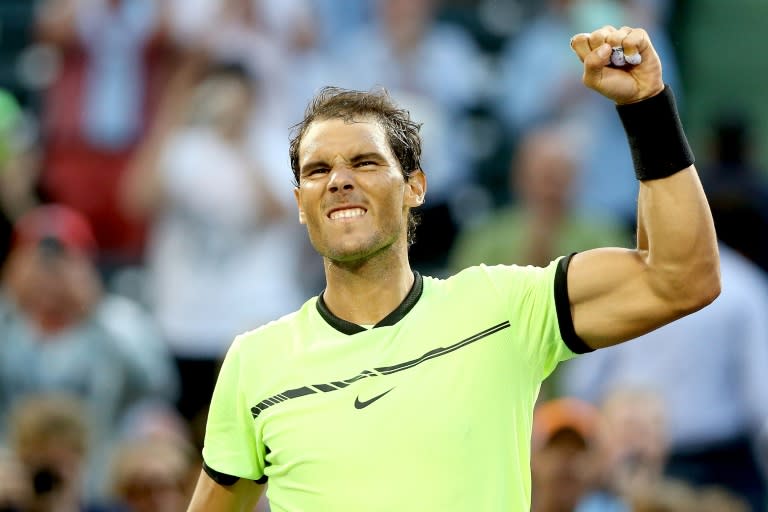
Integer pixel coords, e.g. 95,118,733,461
289,87,424,246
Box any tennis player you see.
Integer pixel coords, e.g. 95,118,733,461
187,25,720,511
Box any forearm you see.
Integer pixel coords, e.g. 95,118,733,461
566,27,721,348
636,166,719,308
621,87,719,309
568,169,719,348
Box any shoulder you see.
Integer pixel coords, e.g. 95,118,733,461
230,297,317,358
434,259,560,299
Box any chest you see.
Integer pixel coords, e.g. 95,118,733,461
251,318,536,482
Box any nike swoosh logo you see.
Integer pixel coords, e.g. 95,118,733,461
354,388,394,409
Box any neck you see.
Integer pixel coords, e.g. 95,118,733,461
321,244,414,325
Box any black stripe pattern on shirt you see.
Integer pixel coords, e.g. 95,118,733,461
250,321,511,419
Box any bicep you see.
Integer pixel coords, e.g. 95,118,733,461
187,470,265,512
567,248,684,349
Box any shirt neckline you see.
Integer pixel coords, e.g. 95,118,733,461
315,272,423,335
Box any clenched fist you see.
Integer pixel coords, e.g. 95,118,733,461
570,26,664,105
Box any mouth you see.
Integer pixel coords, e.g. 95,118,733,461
328,207,367,221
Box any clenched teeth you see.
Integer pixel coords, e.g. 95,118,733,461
330,208,366,220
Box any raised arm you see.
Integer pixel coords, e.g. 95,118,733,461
187,470,265,512
565,26,720,350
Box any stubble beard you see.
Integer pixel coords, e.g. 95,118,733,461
313,223,405,270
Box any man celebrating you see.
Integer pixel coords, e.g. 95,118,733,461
187,26,720,511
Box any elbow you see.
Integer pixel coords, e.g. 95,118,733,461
670,257,722,316
687,273,720,313
693,248,722,310
649,246,721,316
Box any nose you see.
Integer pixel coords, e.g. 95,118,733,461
327,165,355,193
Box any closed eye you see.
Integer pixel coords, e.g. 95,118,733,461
306,167,330,176
354,161,377,168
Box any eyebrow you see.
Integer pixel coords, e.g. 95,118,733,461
300,152,387,174
350,152,387,163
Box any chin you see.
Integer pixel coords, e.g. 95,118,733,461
322,237,393,264
325,246,375,264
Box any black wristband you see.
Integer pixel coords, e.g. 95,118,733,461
616,85,694,181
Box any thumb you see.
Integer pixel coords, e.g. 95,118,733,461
583,43,611,89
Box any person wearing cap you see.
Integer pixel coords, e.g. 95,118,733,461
0,204,178,498
531,398,603,512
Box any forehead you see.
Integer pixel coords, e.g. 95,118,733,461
299,117,392,164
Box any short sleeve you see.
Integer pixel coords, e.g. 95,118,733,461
202,336,266,481
483,257,581,381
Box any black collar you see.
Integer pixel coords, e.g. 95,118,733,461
316,272,423,335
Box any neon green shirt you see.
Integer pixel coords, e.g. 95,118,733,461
203,257,587,511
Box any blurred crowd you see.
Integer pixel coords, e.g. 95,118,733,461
0,0,766,511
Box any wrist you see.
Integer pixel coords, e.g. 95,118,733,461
616,83,665,106
616,85,694,180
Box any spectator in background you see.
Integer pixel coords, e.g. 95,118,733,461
333,0,490,272
627,479,700,512
670,0,768,186
0,204,178,497
121,62,306,442
107,396,273,512
597,388,668,501
110,438,197,512
449,122,629,270
696,486,751,512
628,479,750,512
701,112,768,273
305,0,375,52
176,0,326,204
497,0,681,224
0,88,40,269
531,397,602,512
7,394,124,512
561,243,768,511
0,444,33,511
575,387,668,512
34,0,182,276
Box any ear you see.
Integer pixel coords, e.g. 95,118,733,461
293,187,306,224
404,169,426,208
